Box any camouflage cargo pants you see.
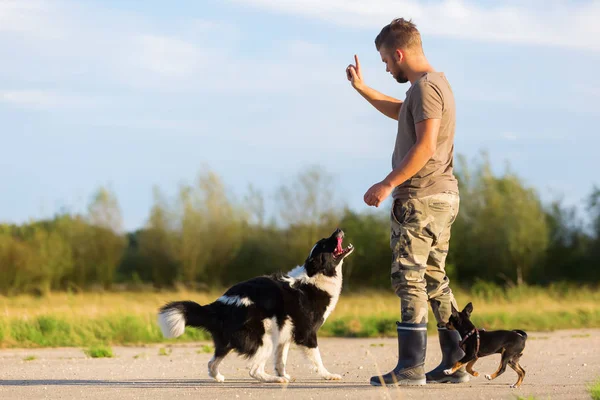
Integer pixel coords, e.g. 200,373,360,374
390,191,460,325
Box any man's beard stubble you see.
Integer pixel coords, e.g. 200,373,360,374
394,69,409,84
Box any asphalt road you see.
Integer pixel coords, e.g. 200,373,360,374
1,328,598,400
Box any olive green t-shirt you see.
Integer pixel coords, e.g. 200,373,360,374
392,72,459,200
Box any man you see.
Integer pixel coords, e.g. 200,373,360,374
346,18,469,386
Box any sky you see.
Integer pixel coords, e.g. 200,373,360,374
1,0,599,231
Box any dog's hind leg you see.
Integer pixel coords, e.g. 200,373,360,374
465,359,480,377
274,319,293,381
249,346,287,383
485,350,509,381
297,333,340,380
508,358,525,388
275,341,292,380
208,336,231,382
249,319,288,383
208,349,230,382
302,346,342,380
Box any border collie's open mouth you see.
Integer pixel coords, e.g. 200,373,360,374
333,236,354,260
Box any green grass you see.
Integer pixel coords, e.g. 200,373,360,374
588,378,600,400
318,309,600,337
158,347,171,356
84,345,113,358
0,285,598,348
0,314,210,348
529,336,549,340
22,355,37,361
197,344,213,354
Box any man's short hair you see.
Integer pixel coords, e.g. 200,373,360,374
375,18,423,53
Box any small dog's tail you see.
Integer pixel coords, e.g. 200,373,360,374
513,329,527,339
157,301,215,338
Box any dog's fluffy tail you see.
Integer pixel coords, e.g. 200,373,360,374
512,329,527,339
157,301,215,338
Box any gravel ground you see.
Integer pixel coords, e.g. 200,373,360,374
1,328,599,400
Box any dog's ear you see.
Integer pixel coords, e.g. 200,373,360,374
463,302,473,317
450,303,459,314
304,255,325,277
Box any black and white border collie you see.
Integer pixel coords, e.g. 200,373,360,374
157,228,354,383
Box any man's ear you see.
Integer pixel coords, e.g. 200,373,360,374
393,48,404,63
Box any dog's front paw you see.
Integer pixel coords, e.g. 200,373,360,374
276,371,293,381
213,373,225,383
443,369,453,375
472,371,479,377
322,373,342,381
485,374,492,380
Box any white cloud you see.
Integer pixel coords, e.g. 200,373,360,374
226,0,600,51
572,83,600,98
131,34,205,78
0,0,68,39
0,90,96,109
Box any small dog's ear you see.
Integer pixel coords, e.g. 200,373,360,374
463,302,473,317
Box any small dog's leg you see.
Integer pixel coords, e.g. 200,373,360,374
302,346,342,380
485,352,509,381
508,360,526,388
465,360,479,377
443,361,465,376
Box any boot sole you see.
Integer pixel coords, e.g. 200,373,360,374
370,377,426,387
426,375,470,384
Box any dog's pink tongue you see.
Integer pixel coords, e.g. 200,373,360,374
336,237,343,254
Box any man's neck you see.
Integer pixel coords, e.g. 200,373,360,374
406,59,435,84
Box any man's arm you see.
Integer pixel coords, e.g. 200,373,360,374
363,118,440,207
381,118,440,187
354,85,403,121
347,55,402,120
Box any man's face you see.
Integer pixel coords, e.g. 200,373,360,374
379,47,408,84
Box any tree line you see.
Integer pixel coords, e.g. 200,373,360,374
1,154,598,295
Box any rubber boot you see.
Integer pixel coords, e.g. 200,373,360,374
369,322,427,386
425,327,470,383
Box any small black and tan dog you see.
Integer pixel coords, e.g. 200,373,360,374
443,302,527,388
